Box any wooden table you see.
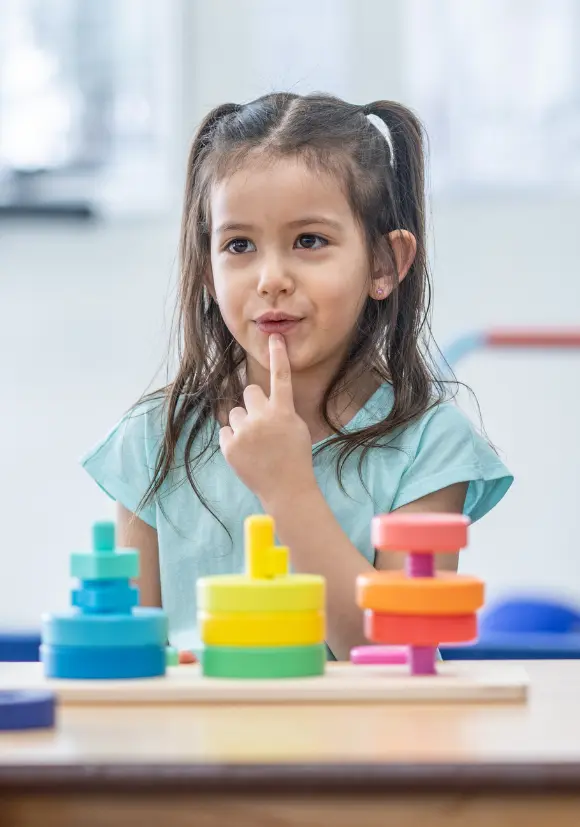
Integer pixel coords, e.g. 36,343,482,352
0,661,579,827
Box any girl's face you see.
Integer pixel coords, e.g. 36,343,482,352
209,155,373,379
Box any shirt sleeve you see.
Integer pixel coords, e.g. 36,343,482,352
79,399,165,528
391,402,513,522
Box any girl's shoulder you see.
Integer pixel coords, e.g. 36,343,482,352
79,393,214,528
358,385,513,523
82,394,167,463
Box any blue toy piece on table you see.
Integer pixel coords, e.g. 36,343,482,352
41,521,168,679
441,596,580,660
0,690,55,730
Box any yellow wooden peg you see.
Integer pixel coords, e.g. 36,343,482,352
245,515,288,579
269,546,289,577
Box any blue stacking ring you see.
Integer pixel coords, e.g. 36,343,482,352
41,644,166,679
72,579,139,614
41,607,167,648
0,690,55,730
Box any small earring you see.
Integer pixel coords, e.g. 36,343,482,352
376,287,384,297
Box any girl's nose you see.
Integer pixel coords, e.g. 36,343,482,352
256,256,295,297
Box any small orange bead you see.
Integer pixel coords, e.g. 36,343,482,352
178,650,198,665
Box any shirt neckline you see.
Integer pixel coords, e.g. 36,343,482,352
311,382,392,450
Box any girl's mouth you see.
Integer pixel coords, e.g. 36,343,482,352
255,318,301,334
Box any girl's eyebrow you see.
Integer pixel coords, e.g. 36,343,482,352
214,222,254,234
215,216,343,234
287,216,343,230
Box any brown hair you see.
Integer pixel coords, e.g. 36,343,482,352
136,92,449,529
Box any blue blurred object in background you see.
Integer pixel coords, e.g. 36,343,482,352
441,596,580,660
481,597,580,635
0,631,41,662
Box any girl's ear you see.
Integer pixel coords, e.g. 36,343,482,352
388,229,417,282
370,229,417,300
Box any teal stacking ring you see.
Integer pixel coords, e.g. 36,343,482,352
41,607,167,648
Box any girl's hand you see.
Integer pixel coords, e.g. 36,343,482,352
219,334,317,508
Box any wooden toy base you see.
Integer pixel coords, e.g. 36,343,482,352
0,661,528,705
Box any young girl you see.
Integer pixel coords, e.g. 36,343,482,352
81,93,512,661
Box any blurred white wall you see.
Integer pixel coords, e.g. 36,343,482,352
1,0,579,626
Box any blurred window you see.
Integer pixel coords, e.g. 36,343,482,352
405,0,579,193
0,0,175,216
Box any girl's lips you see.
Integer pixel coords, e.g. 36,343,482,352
255,319,301,334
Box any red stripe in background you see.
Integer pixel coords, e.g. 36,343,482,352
486,329,580,348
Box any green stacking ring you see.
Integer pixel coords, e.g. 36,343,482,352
200,643,326,679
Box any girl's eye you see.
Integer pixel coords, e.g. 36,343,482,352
295,234,327,250
226,238,256,254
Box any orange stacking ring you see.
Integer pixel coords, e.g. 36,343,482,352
371,513,470,553
357,571,484,615
364,610,477,646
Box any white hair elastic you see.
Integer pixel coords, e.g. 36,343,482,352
366,113,396,170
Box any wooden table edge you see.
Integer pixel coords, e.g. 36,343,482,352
1,762,580,794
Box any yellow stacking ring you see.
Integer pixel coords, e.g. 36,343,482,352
199,609,325,647
197,575,324,614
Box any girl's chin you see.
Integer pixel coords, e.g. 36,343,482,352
249,344,305,373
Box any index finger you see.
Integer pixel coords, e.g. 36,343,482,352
269,334,294,409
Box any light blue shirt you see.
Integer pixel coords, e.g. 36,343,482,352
81,383,512,654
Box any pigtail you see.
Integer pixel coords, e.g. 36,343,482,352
363,101,426,226
181,103,241,253
135,102,242,532
176,101,242,408
360,101,437,428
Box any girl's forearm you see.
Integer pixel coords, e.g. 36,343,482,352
261,485,373,660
